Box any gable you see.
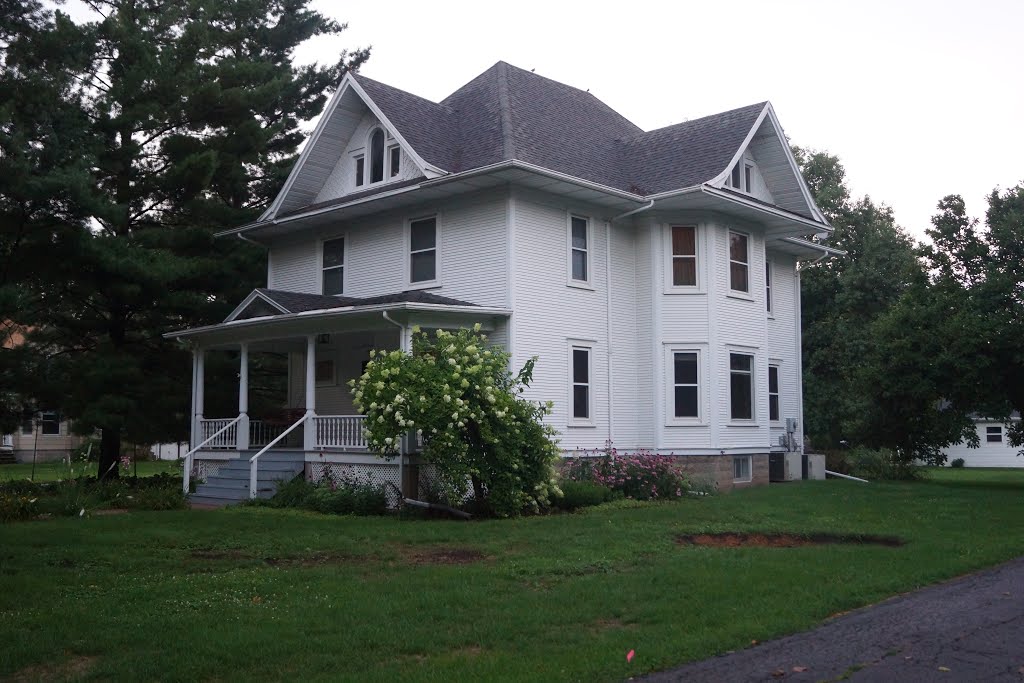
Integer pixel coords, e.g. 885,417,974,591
262,76,445,221
711,105,826,222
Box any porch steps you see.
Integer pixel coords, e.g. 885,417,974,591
190,452,305,507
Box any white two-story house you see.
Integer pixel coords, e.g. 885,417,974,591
167,62,840,505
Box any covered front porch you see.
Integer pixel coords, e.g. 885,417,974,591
165,288,509,503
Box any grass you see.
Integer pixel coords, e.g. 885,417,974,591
2,468,1024,681
0,459,179,482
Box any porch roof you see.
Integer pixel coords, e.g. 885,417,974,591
164,288,509,348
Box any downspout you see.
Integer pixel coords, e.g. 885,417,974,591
606,200,656,448
381,311,407,498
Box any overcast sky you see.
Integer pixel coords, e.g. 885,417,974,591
293,0,1023,240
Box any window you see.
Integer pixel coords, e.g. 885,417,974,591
729,231,749,293
765,260,773,313
730,164,741,188
389,146,401,177
744,163,753,193
40,411,60,435
733,455,752,483
986,426,1003,443
354,156,365,187
322,237,345,295
768,365,780,421
672,352,699,419
670,226,697,287
570,346,591,421
569,215,589,283
409,216,437,284
369,129,385,183
729,353,754,420
315,360,336,386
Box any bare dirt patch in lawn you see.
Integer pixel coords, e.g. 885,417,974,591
263,552,355,568
10,655,97,682
189,548,255,561
676,532,905,548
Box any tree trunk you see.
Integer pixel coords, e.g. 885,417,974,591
98,427,121,480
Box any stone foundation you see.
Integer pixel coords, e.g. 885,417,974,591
675,454,770,492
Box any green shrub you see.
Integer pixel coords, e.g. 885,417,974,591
269,475,314,508
553,481,617,510
122,486,186,511
352,326,561,517
562,447,691,501
0,492,38,522
951,458,965,468
847,447,922,481
303,482,387,516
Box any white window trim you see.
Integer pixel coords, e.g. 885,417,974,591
765,257,774,317
725,154,758,196
352,152,365,188
986,425,1003,444
39,411,62,437
567,341,595,427
387,143,401,178
727,229,753,298
664,344,707,426
663,224,704,294
728,349,757,424
319,234,347,296
566,214,594,289
365,126,388,186
732,455,753,483
406,213,441,290
768,362,781,424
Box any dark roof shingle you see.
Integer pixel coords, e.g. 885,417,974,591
349,62,766,198
236,289,480,322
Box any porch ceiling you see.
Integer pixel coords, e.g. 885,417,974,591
164,302,510,349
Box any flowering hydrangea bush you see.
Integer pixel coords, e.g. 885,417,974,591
562,442,690,501
351,325,561,516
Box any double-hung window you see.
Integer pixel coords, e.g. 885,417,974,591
569,216,589,283
40,411,60,435
672,351,699,419
570,345,591,422
389,145,401,177
670,226,697,287
768,365,780,421
730,353,754,420
322,237,345,295
729,231,750,293
986,426,1003,443
409,216,438,284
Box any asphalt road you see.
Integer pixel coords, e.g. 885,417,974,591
644,556,1024,682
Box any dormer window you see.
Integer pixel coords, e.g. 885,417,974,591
354,156,364,187
369,129,385,183
727,158,757,194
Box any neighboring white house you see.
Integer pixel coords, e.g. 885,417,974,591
943,417,1023,467
165,62,840,504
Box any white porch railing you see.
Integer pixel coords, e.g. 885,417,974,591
250,420,288,448
314,415,368,450
250,414,309,499
199,418,237,449
182,415,243,494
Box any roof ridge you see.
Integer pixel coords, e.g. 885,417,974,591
351,72,453,113
494,62,516,159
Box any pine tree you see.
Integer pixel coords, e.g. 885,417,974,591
8,0,369,477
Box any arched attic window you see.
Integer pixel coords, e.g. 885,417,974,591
369,128,385,183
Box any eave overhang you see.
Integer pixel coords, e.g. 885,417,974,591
164,302,512,349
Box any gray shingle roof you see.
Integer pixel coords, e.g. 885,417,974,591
349,62,766,197
233,289,479,322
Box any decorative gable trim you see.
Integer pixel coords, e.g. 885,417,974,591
260,74,448,222
224,290,290,323
708,103,828,226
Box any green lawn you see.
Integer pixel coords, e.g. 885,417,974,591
3,469,1024,681
0,459,179,482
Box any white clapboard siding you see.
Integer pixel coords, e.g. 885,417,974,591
268,238,318,293
943,421,1024,467
511,194,609,451
631,221,656,449
608,221,641,448
766,253,801,449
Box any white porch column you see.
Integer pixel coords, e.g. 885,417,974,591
236,343,250,450
303,335,316,451
193,348,205,448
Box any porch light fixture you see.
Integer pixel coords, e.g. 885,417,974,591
317,333,331,344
